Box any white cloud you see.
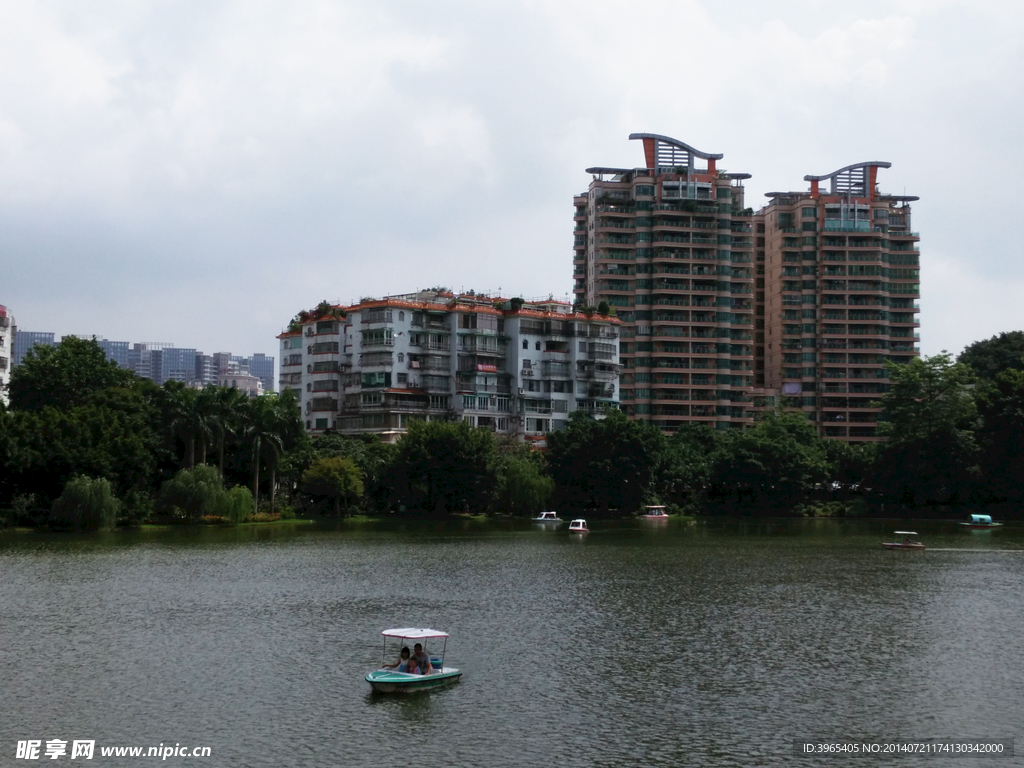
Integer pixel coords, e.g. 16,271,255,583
2,0,1024,362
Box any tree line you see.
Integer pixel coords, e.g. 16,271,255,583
3,333,1024,529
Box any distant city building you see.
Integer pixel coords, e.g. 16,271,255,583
247,353,275,393
218,371,264,397
6,327,274,394
96,339,130,368
13,330,56,367
279,290,620,443
0,305,14,404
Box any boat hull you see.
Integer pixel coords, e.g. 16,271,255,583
960,523,1003,530
882,542,925,550
365,667,462,694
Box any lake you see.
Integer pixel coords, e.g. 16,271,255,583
2,517,1022,766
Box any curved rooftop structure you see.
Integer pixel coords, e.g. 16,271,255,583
628,133,723,171
804,161,890,197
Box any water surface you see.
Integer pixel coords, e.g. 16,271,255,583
2,518,1021,766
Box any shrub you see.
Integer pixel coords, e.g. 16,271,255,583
214,485,254,524
50,476,120,531
158,466,251,524
157,465,225,523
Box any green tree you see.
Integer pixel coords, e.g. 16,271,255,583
660,424,722,509
301,456,364,515
973,367,1024,502
208,386,249,477
958,331,1024,379
393,419,497,514
243,390,303,512
546,409,666,515
709,412,829,508
50,476,120,531
494,441,554,516
872,353,979,506
157,382,212,469
286,432,396,510
8,336,137,413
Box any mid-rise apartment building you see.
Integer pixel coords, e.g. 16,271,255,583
575,133,756,432
759,161,920,440
278,290,620,442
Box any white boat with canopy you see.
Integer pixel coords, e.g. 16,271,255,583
365,628,462,694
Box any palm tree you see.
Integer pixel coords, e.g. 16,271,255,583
244,390,303,513
207,386,247,477
161,382,210,469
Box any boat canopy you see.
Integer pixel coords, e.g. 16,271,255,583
381,628,450,640
893,531,918,536
969,514,993,524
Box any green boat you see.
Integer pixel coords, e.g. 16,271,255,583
365,628,462,694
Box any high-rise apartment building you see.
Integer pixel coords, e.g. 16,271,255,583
758,161,920,440
279,290,620,442
575,133,756,432
579,135,921,442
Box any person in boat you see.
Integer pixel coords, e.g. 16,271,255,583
405,657,420,675
412,643,433,674
382,646,411,671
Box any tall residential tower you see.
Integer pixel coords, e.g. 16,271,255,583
759,161,920,440
575,133,755,432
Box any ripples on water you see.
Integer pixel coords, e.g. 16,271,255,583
1,519,1022,767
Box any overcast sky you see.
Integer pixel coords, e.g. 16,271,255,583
3,0,1023,367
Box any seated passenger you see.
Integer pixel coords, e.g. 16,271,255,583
413,643,433,674
382,646,411,671
405,657,420,675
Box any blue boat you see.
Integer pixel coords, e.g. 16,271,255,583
961,514,1003,530
365,628,462,694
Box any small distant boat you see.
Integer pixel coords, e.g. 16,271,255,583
568,519,589,534
532,511,563,524
365,628,462,694
640,505,669,520
883,531,925,550
960,514,1003,531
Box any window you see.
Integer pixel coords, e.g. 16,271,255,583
463,395,475,409
397,373,408,385
802,207,816,218
535,341,541,350
399,311,405,321
523,339,528,349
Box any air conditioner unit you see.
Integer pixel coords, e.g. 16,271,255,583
518,388,524,395
410,361,420,368
489,395,496,404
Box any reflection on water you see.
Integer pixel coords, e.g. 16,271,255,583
2,518,1022,767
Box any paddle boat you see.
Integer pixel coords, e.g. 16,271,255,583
883,531,925,550
640,505,669,520
365,628,462,694
960,514,1003,531
568,519,589,534
532,511,563,524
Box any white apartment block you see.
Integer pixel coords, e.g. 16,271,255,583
278,291,620,443
0,305,14,405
